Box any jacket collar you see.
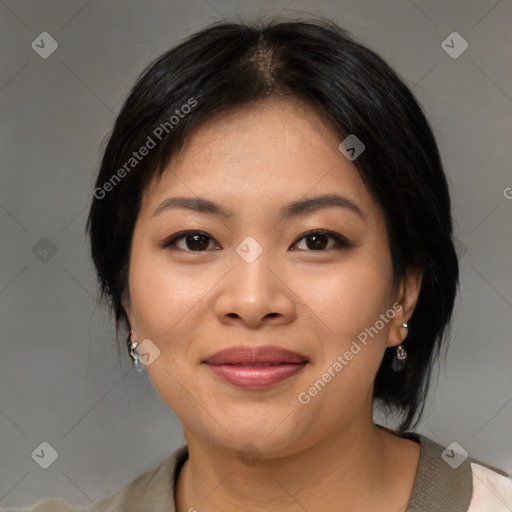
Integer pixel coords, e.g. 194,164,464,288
402,431,473,511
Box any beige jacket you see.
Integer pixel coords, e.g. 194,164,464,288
5,433,512,511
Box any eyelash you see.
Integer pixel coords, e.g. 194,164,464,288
161,229,350,253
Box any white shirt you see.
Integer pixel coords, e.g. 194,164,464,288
468,462,512,511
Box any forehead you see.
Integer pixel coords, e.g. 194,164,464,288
141,98,383,223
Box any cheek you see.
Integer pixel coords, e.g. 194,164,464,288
128,257,174,338
128,245,200,336
292,250,393,339
127,243,230,364
290,259,393,415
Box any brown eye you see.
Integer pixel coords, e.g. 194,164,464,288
162,231,220,252
291,230,350,251
162,229,349,253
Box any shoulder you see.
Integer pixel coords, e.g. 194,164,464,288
1,497,80,512
2,445,189,512
396,429,511,512
468,461,512,511
89,444,188,511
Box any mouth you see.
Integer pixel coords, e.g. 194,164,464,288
203,345,309,366
202,345,309,390
214,362,297,366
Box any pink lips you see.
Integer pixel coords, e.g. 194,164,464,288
203,345,309,390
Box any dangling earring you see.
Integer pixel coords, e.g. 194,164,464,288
392,323,408,372
129,328,144,373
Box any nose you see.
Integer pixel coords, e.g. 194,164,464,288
213,247,296,329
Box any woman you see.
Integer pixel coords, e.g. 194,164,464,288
19,15,512,512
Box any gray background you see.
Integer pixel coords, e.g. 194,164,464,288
1,0,511,508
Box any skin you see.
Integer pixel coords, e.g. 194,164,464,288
123,97,423,512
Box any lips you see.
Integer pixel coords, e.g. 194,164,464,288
203,345,309,390
203,345,309,366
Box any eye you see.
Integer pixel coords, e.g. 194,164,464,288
290,230,350,251
162,231,220,252
162,229,350,253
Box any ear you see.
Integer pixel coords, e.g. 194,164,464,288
121,290,133,331
387,265,422,348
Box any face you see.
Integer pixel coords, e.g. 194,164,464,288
124,98,420,457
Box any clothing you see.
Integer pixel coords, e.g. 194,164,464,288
6,433,512,511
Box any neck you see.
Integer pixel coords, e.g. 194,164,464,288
175,421,419,512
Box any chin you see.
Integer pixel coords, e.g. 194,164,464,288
199,415,311,457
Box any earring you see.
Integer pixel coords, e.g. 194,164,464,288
391,323,408,372
129,328,144,373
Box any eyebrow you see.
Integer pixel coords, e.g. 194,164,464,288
151,193,365,220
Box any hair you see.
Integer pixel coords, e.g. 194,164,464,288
86,14,459,432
